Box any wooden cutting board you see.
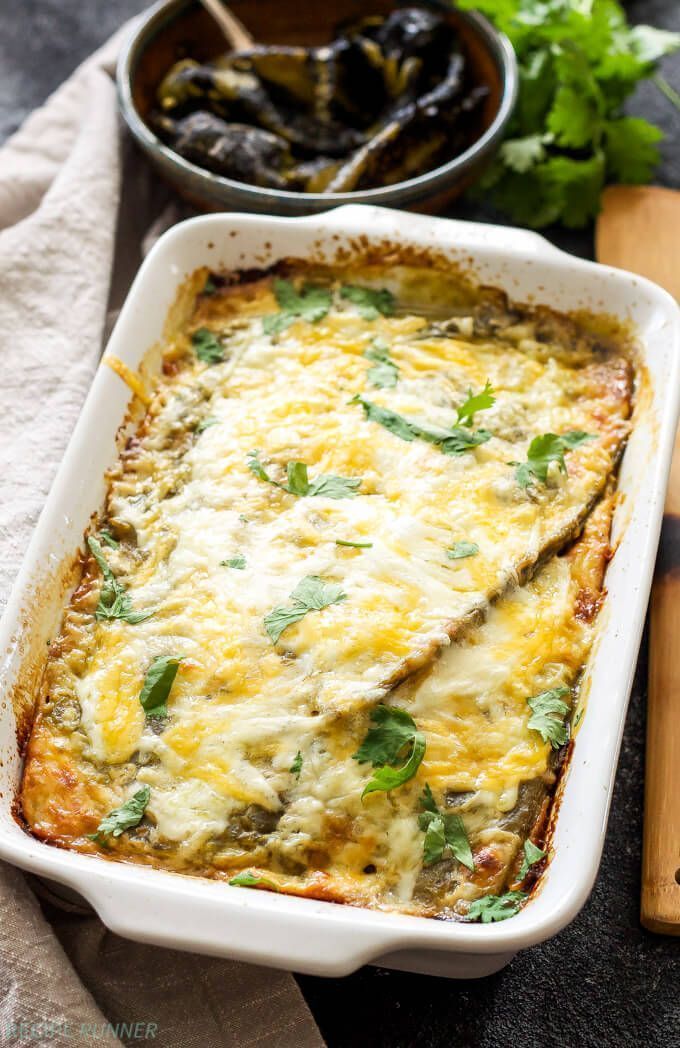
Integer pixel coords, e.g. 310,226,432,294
596,185,680,935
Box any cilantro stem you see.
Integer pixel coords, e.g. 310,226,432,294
653,74,680,115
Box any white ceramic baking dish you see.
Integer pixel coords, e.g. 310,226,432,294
1,205,678,979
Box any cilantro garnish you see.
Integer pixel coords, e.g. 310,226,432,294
139,656,182,719
418,784,474,871
264,576,347,644
455,381,495,426
455,0,680,227
353,705,426,799
290,752,303,778
263,279,332,334
99,529,119,549
512,431,594,489
447,542,479,561
88,786,150,842
353,395,491,456
247,451,361,499
340,285,395,320
87,537,153,625
221,554,246,570
518,839,546,880
196,416,219,433
229,870,279,890
364,338,398,388
527,686,571,749
467,891,527,923
192,328,224,364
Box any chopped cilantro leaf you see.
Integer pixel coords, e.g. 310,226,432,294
290,752,303,778
99,529,119,549
139,655,182,718
87,537,153,625
248,452,361,499
447,542,479,561
196,416,219,433
221,555,246,570
353,395,491,456
263,279,331,334
353,705,426,798
513,431,594,488
340,285,395,320
519,839,546,880
192,328,224,364
89,786,150,841
527,686,571,749
456,381,495,426
264,576,346,644
364,338,399,388
229,870,279,890
417,785,474,871
467,891,527,923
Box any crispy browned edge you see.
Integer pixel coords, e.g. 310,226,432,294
13,242,640,917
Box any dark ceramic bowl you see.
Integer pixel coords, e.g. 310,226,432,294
117,0,517,215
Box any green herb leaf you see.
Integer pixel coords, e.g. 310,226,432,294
336,539,373,549
364,338,399,388
247,449,276,485
307,474,362,499
286,461,310,496
139,655,182,718
360,734,426,798
353,705,426,798
196,416,219,433
264,576,347,644
353,395,415,442
221,554,246,570
519,839,546,880
203,276,217,295
192,327,224,364
467,891,527,924
447,542,479,561
87,537,153,625
229,870,279,890
455,0,680,228
263,279,332,334
248,452,361,500
417,785,474,870
341,285,395,320
99,529,119,549
353,395,491,456
89,786,150,841
456,381,495,426
527,686,571,749
290,752,303,778
604,117,664,183
513,431,594,488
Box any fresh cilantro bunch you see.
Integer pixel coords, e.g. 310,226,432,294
457,0,680,227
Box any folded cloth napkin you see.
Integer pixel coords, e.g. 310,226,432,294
0,22,324,1048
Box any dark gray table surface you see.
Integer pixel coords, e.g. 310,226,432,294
1,2,678,1045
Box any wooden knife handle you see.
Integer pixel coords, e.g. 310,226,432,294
642,508,680,934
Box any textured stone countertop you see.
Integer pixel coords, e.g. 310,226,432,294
1,2,679,1045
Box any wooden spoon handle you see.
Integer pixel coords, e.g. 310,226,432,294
197,0,254,50
642,518,680,934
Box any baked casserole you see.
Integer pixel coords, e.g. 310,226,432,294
20,260,634,922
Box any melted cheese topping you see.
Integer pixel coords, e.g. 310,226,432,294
21,265,631,918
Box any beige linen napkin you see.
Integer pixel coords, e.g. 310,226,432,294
0,23,323,1048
